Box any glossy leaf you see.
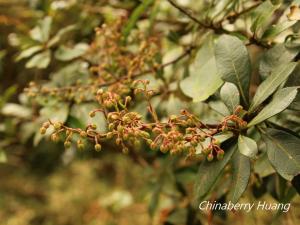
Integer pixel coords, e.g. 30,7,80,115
220,82,240,113
26,50,51,69
262,20,296,40
215,35,251,105
180,37,223,102
249,62,297,112
248,87,298,127
70,103,107,132
254,153,275,177
228,151,251,203
259,44,298,79
16,45,43,61
30,16,52,43
251,1,278,36
48,25,77,47
55,43,89,61
264,128,300,180
285,64,300,110
238,135,258,158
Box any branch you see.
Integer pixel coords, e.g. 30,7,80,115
167,0,229,34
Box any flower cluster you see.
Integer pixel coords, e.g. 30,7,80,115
24,19,160,103
39,80,248,162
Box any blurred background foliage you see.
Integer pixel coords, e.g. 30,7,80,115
0,0,300,225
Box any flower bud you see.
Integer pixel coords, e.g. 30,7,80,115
207,153,214,162
106,132,114,139
108,123,115,130
95,144,102,152
51,133,59,142
64,141,71,149
125,96,132,103
117,125,124,133
40,127,47,135
91,124,97,130
150,142,157,150
54,122,62,130
89,111,96,118
217,150,224,160
80,131,87,138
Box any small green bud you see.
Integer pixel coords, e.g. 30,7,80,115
117,125,124,132
125,96,132,103
207,153,214,162
106,132,114,139
169,115,177,121
140,131,150,139
108,123,115,130
91,124,97,130
54,122,62,130
64,141,71,149
80,131,87,138
51,133,59,142
40,127,47,135
217,153,224,160
146,139,153,145
89,111,96,118
150,142,157,150
95,144,102,152
133,139,141,148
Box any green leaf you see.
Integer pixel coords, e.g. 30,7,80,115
250,62,297,112
215,35,251,105
285,64,300,110
259,44,298,79
40,102,69,123
220,82,240,113
30,16,52,43
51,61,89,86
248,87,298,127
251,1,278,36
194,143,236,204
54,43,89,61
48,25,77,47
263,128,300,180
16,45,43,61
254,153,275,177
122,0,154,40
262,20,297,40
228,151,251,203
25,50,51,69
1,103,32,119
208,100,230,117
238,135,258,158
70,103,107,133
180,36,223,102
